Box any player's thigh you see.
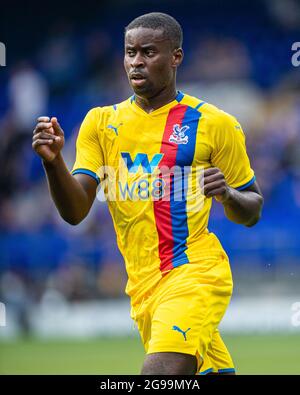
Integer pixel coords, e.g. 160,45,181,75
135,260,232,374
141,352,197,375
147,281,230,370
199,328,235,375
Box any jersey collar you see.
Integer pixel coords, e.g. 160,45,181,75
129,91,185,116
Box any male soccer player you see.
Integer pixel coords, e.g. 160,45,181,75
32,13,263,375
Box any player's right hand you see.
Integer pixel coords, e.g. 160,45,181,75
32,116,65,163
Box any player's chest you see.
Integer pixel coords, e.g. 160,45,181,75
102,115,212,169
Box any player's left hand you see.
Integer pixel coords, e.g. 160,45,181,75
202,167,231,203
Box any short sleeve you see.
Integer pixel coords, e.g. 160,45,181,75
211,111,255,190
71,108,104,185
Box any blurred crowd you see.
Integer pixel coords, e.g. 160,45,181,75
0,0,300,325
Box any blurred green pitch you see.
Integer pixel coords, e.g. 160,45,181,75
0,334,299,375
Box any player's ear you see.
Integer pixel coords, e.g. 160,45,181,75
172,48,183,68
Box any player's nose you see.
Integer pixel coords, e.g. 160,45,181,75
130,53,144,68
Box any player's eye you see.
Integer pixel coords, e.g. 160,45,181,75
145,49,155,56
126,50,136,57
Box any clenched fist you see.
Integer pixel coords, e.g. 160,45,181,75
202,167,231,203
32,116,65,163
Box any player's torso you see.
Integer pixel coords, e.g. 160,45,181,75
98,93,213,192
95,93,223,292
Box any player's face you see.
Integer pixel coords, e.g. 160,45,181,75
124,27,182,98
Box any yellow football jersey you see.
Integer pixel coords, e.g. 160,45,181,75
71,92,255,306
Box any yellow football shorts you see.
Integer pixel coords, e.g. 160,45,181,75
131,254,235,374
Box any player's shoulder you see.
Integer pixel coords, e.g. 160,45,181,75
99,97,131,113
85,97,131,121
181,92,238,126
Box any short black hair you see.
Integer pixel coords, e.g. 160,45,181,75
125,12,183,49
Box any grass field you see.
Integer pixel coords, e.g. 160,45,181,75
0,334,299,375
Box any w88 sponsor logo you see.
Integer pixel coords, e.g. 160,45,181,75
118,177,165,200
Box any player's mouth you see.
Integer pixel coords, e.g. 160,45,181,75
130,73,147,87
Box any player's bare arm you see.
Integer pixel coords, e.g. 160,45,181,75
32,117,97,225
203,167,263,227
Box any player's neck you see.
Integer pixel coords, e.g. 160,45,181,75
134,85,177,114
